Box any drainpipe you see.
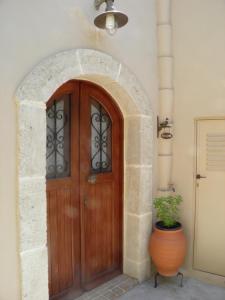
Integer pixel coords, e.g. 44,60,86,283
157,0,174,194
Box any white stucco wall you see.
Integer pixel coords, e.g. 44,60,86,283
172,0,225,286
0,1,158,299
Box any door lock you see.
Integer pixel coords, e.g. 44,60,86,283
196,174,207,179
88,174,97,184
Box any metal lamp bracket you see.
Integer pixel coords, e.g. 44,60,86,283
95,0,114,10
157,116,173,139
94,0,128,32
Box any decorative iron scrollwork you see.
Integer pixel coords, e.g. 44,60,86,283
91,99,112,173
46,95,71,179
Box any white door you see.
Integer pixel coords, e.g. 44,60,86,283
194,119,225,276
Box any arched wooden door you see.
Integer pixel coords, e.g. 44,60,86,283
46,81,123,300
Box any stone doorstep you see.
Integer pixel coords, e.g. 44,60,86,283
76,275,139,300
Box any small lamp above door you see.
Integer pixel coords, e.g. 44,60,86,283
94,0,128,36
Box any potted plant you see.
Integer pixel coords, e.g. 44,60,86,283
149,195,186,278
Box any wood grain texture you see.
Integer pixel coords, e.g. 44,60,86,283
47,80,123,299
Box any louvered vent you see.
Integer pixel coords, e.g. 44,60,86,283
207,133,225,171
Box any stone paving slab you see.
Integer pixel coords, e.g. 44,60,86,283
76,275,138,300
118,277,225,300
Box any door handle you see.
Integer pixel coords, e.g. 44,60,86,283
196,174,207,179
87,174,97,184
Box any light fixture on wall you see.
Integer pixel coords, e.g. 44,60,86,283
94,0,128,36
157,117,173,139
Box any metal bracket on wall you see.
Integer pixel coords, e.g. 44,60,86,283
157,116,173,139
95,0,107,10
168,183,176,192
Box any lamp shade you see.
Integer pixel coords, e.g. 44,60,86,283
94,10,128,29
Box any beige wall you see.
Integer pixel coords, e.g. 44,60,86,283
172,0,225,285
1,0,225,296
0,1,158,299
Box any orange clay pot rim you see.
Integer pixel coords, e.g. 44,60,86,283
154,221,182,231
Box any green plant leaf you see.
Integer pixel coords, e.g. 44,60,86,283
154,195,182,227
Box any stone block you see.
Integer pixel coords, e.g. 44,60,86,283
104,82,140,116
125,166,152,214
77,49,120,81
125,213,152,262
18,177,47,252
125,116,153,165
20,246,49,300
16,50,81,104
124,258,151,282
118,65,152,116
18,104,46,177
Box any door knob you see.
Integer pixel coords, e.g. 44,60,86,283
87,174,97,184
196,174,207,179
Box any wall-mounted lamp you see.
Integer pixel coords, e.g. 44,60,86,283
157,117,173,139
94,0,128,36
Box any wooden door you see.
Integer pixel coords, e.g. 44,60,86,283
47,81,123,300
47,82,81,299
80,82,123,289
194,119,225,276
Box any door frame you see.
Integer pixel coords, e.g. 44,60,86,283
193,116,225,273
16,49,153,300
46,80,124,298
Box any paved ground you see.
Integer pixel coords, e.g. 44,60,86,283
118,277,225,300
76,274,225,300
76,275,138,300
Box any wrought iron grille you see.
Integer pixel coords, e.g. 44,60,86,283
91,99,112,173
46,95,71,179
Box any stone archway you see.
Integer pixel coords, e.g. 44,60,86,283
16,49,153,300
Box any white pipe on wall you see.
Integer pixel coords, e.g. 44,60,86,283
159,57,173,89
157,0,174,193
158,155,172,190
157,0,171,25
159,89,173,119
158,25,172,57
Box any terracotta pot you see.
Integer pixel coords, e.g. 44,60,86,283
149,222,186,277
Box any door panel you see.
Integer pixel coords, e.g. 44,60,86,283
84,182,113,279
194,119,225,276
47,188,74,295
47,80,123,299
47,82,81,299
80,82,123,289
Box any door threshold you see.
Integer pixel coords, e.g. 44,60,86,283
76,274,138,300
51,287,83,300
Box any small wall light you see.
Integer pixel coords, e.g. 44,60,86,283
94,0,128,36
157,117,173,139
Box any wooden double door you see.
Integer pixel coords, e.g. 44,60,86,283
46,81,123,300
